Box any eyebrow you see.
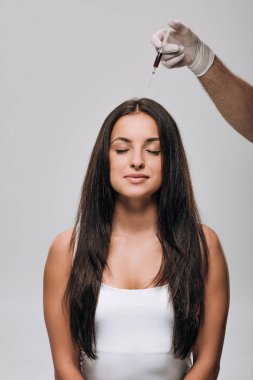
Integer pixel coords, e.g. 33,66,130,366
110,137,160,144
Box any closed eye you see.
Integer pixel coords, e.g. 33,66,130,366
115,149,129,154
115,149,160,155
146,150,161,155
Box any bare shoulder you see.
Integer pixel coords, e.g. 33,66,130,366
202,224,221,250
202,224,225,262
44,228,74,281
48,228,74,260
201,224,229,291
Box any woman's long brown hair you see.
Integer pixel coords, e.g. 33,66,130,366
64,98,208,360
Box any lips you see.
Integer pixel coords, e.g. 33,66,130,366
124,173,149,178
123,173,150,184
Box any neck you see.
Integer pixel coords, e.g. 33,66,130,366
112,195,158,236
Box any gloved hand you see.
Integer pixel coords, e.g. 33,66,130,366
151,20,214,77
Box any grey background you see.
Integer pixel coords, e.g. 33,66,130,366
0,0,252,379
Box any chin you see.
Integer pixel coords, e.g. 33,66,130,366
115,188,159,200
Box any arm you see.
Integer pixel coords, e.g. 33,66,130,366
43,229,85,380
199,56,253,142
183,226,230,380
151,20,253,143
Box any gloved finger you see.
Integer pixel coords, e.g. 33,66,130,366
162,44,184,54
162,51,184,62
168,20,194,44
161,52,185,68
151,29,166,49
162,52,182,62
168,19,187,32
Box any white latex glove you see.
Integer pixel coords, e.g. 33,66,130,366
151,20,214,77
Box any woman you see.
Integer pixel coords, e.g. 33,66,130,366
43,98,229,380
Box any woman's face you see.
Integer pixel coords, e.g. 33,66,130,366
109,112,162,199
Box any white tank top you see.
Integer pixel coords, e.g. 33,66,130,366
80,282,191,380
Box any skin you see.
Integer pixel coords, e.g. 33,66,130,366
199,56,253,143
43,229,83,380
183,225,229,380
43,112,229,379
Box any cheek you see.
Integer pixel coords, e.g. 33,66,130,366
153,157,162,176
109,153,127,187
153,160,162,188
109,153,125,172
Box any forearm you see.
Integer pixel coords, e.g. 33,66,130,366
199,56,253,142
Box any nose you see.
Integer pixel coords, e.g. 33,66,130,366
129,150,145,170
130,162,145,170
